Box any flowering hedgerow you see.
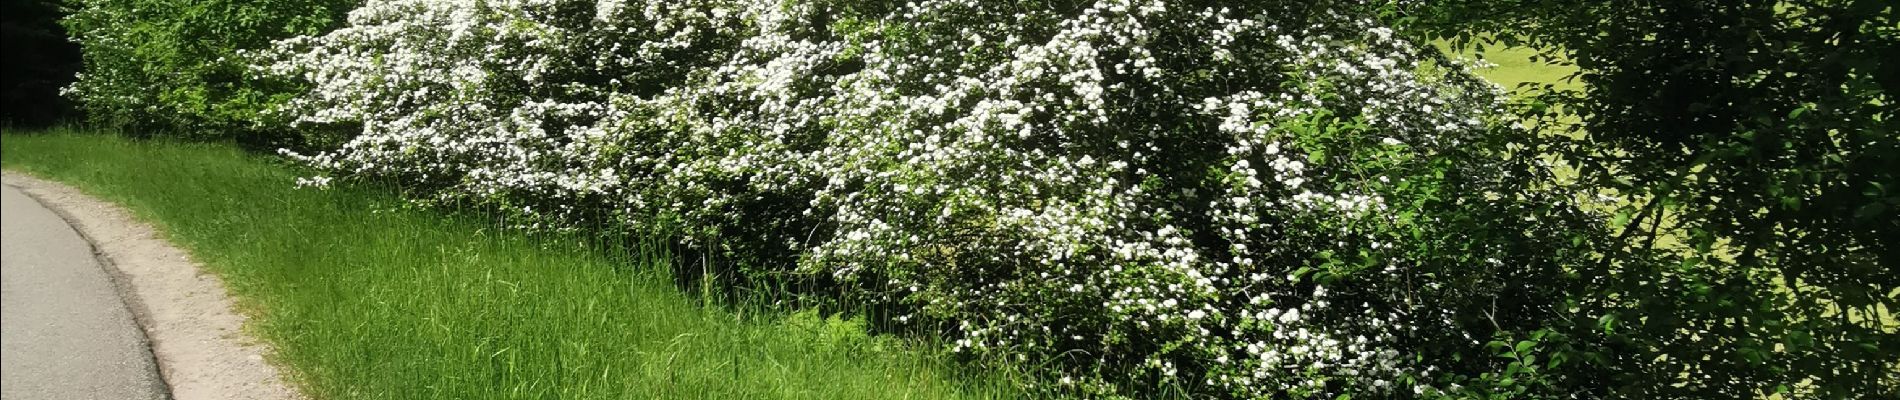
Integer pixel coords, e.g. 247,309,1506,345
263,0,1601,398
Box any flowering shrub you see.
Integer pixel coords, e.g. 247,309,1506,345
60,0,357,143
265,0,1607,398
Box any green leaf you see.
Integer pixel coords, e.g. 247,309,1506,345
1515,340,1536,354
1855,203,1886,219
1741,348,1764,363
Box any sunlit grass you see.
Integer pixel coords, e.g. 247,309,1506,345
1,129,1022,400
1434,40,1581,95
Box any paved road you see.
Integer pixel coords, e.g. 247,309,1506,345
1,185,168,400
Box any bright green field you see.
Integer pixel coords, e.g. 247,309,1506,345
1,130,1020,400
1437,41,1581,94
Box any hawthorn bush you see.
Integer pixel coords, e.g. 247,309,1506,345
51,0,1891,398
262,0,1611,398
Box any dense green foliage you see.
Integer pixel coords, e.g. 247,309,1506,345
60,0,356,144
1,130,1022,400
1403,0,1898,397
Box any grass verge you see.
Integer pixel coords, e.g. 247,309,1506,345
1,128,1020,399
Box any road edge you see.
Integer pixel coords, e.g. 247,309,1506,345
2,171,305,400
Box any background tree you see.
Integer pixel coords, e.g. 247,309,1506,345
1399,0,1898,397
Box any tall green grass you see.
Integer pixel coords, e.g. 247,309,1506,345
1,129,1021,399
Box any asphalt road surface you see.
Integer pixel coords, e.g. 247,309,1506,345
1,185,167,400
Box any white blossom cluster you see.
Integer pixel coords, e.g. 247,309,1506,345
264,0,1531,397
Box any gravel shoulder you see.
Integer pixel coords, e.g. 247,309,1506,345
3,172,303,400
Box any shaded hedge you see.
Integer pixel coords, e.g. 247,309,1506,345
2,0,81,127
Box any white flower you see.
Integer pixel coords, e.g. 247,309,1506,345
295,175,333,188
